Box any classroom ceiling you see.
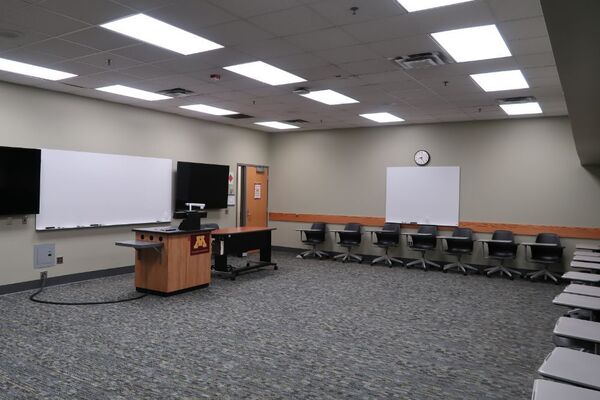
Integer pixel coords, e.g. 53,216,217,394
0,0,566,132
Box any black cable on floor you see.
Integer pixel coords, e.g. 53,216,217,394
29,274,147,305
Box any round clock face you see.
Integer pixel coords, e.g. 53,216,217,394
414,150,430,166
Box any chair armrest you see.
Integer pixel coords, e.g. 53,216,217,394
521,242,562,247
476,239,515,244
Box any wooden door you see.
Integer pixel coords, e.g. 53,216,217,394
244,166,268,227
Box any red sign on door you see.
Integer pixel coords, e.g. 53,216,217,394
190,234,209,255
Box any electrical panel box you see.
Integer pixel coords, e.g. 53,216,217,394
34,244,56,269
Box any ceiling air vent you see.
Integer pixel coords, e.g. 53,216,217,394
157,87,194,97
498,96,537,104
225,114,254,119
284,119,309,123
61,83,86,89
393,52,448,70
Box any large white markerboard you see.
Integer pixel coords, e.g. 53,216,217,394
36,149,172,230
386,166,460,226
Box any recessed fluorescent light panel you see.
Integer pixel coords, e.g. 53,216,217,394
96,85,171,101
300,89,359,105
397,0,474,12
500,102,542,116
101,14,223,55
223,61,306,86
255,121,299,130
431,24,511,62
360,112,405,123
0,57,76,81
470,70,529,92
179,104,237,116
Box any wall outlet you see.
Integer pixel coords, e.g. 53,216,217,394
56,256,63,264
40,271,47,280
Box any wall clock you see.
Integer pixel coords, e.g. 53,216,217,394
414,150,430,166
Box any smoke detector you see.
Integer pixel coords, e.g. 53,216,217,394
393,52,449,70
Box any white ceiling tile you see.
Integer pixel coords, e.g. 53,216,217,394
340,58,400,76
515,52,555,68
50,60,107,76
207,0,299,18
307,0,405,26
39,0,133,25
0,22,50,52
367,35,440,58
508,36,552,56
341,15,421,43
0,6,89,36
499,16,548,41
0,0,32,14
133,74,213,92
487,0,543,22
111,44,176,63
76,51,141,69
231,38,303,59
150,53,214,74
205,20,274,47
110,0,174,12
315,44,380,65
147,0,237,30
289,63,346,81
355,70,411,84
26,38,98,59
62,27,138,52
249,6,332,36
118,64,170,79
63,70,139,88
285,28,359,52
0,47,65,65
269,52,329,72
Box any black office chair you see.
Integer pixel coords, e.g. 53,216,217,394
442,227,478,275
525,233,564,283
371,223,403,267
483,230,520,279
297,222,328,259
406,225,440,270
334,223,363,263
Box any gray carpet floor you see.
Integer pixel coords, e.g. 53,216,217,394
0,250,565,399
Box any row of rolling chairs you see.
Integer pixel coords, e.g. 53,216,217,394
532,244,600,399
296,222,564,281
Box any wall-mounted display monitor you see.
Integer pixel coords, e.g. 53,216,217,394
175,162,229,210
0,146,41,215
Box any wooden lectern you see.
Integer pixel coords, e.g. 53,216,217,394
116,227,213,296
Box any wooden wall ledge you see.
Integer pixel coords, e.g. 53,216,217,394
269,212,600,240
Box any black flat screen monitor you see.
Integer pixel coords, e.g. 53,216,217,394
175,162,229,210
0,146,41,215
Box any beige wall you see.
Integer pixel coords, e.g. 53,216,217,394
2,80,599,286
268,117,600,269
0,81,270,286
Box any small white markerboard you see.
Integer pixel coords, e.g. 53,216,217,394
386,166,460,226
36,149,172,230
